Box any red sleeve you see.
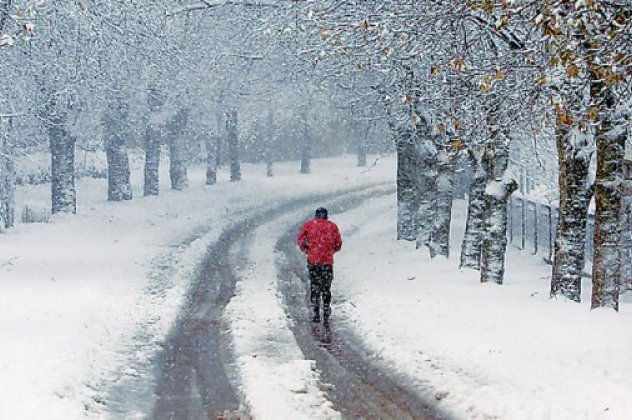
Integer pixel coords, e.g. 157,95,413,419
297,223,309,253
334,225,342,252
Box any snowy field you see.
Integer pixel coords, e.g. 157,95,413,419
2,153,631,419
0,154,392,419
334,195,632,420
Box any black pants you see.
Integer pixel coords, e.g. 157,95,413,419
308,263,333,320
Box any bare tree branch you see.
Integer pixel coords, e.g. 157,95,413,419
167,0,282,17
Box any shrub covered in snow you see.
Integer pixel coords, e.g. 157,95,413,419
14,149,145,186
21,202,50,223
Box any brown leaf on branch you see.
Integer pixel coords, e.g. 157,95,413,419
450,57,465,72
556,111,574,127
566,64,580,78
451,139,465,151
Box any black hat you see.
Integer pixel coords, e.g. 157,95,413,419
315,207,328,219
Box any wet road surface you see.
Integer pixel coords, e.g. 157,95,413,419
151,222,247,419
276,194,449,420
149,184,447,419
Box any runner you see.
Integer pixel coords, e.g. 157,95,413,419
297,207,343,329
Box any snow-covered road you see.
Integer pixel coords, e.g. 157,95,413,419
145,183,445,419
4,154,631,419
0,155,395,419
275,189,445,419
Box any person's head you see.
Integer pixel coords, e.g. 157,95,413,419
315,207,328,220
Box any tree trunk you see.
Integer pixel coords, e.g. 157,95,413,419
300,108,311,174
414,138,438,253
49,122,77,214
550,124,592,302
0,120,15,229
480,177,518,284
0,156,14,229
215,109,223,170
143,126,161,196
205,131,218,185
168,108,189,190
480,105,517,284
396,132,418,241
460,149,488,270
0,155,15,229
226,109,240,182
106,136,132,201
357,143,367,167
357,123,368,167
409,107,453,257
104,105,132,202
428,149,456,258
300,143,311,174
143,86,165,196
265,110,275,177
187,133,203,163
619,165,632,292
591,85,626,310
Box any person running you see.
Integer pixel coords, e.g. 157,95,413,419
297,207,342,328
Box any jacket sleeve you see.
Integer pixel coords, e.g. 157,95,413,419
297,224,309,253
334,225,342,252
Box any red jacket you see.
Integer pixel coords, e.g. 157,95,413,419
297,218,342,265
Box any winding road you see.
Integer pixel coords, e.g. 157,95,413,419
148,185,447,419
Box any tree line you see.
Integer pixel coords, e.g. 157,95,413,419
271,0,631,310
0,1,381,221
1,1,631,310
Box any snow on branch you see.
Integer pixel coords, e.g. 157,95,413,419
468,14,526,51
167,0,282,17
0,112,24,119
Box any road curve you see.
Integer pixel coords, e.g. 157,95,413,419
150,184,447,419
150,185,386,418
151,219,246,419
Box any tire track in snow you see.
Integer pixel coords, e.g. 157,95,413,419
149,184,392,419
151,220,248,419
276,190,450,419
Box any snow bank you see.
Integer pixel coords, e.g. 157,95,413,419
14,150,145,186
334,194,632,420
0,154,393,419
7,149,624,420
226,210,339,419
